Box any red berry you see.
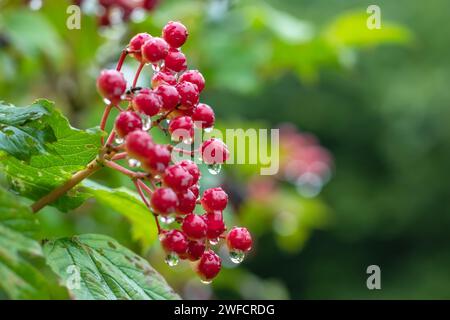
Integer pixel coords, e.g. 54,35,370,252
201,187,228,212
154,84,180,112
182,214,207,240
176,189,196,215
176,81,199,110
164,48,187,73
162,21,188,48
128,33,151,61
168,116,194,142
143,144,171,173
185,240,206,261
142,0,159,10
160,230,188,254
203,211,226,239
196,250,221,281
192,103,215,129
227,227,252,252
163,164,194,192
151,71,177,87
151,187,179,215
97,69,127,103
179,160,200,184
142,37,169,63
201,138,229,165
179,70,205,92
132,91,162,116
189,184,200,199
114,111,142,138
125,130,154,161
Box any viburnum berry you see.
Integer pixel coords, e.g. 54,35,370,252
142,37,169,63
154,84,180,112
162,21,188,48
227,227,252,252
125,130,153,161
152,71,177,87
168,116,194,142
184,240,206,261
176,189,197,215
114,111,142,138
143,144,171,173
128,33,151,61
201,138,230,165
196,250,221,282
97,69,127,103
176,81,199,110
132,90,162,117
179,160,201,184
151,187,179,215
164,48,187,73
182,214,207,240
192,103,215,129
189,184,200,199
203,211,226,240
160,229,188,255
179,70,205,92
201,187,228,212
163,164,194,192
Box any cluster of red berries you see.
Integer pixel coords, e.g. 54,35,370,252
96,21,252,283
73,0,159,27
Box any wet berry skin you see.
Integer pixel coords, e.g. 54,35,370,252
179,160,200,184
163,164,194,192
128,33,151,61
168,116,194,142
125,130,154,161
184,240,206,261
143,144,172,173
192,103,215,129
114,111,142,138
182,214,207,240
176,81,199,110
179,70,205,92
201,138,229,165
132,91,162,117
142,37,169,63
97,69,127,103
196,250,221,281
203,211,226,239
152,71,177,87
176,189,197,215
227,227,252,252
162,21,188,48
201,187,228,212
164,48,187,73
160,230,188,254
151,187,179,215
154,84,180,112
189,184,200,199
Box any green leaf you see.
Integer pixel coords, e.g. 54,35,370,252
43,234,180,300
0,186,51,299
0,99,102,211
83,180,158,249
0,101,57,161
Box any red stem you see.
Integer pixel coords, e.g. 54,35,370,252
132,62,145,88
116,49,128,71
135,179,161,233
112,152,127,161
100,103,113,144
104,160,138,178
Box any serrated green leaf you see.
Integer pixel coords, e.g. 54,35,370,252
43,234,180,300
83,180,158,249
0,101,57,161
0,99,103,211
0,186,51,299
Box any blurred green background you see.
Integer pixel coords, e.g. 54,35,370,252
1,0,450,299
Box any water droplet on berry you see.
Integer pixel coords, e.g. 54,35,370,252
165,252,179,267
204,127,214,133
183,137,193,144
128,158,141,168
200,279,212,285
229,250,245,264
159,214,175,224
207,163,222,175
152,63,161,72
142,116,152,131
114,136,124,144
103,98,111,105
209,238,219,246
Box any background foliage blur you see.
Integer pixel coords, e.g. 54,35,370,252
1,0,449,299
